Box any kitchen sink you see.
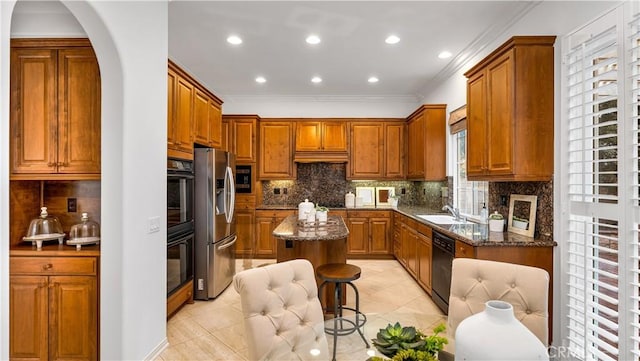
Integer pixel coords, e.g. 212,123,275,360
417,214,470,224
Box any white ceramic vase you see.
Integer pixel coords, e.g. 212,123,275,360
454,300,548,361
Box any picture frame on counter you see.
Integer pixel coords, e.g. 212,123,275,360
507,194,537,238
375,187,395,207
355,187,375,207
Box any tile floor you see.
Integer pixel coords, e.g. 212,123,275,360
158,259,446,361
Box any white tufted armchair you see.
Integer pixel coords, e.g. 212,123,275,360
447,258,549,346
233,259,330,361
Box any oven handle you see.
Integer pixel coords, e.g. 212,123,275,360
217,235,237,251
168,173,194,180
168,233,193,247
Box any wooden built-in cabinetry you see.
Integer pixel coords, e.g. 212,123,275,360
10,248,99,361
416,223,433,294
10,39,101,180
258,120,295,179
346,210,393,258
235,194,257,258
465,36,555,181
406,105,446,181
255,210,295,258
226,115,258,163
348,120,405,180
168,60,223,160
294,121,348,162
394,213,432,295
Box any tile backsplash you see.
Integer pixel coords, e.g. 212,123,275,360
261,163,447,209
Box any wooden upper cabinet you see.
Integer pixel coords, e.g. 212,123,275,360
193,87,223,149
259,121,295,179
349,120,405,180
384,122,405,179
168,60,224,159
464,36,555,181
10,40,101,179
294,120,348,162
227,115,258,163
209,100,222,148
349,122,384,179
220,118,229,153
406,105,446,181
192,88,210,146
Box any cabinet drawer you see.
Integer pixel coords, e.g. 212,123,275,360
417,223,432,238
255,210,294,218
455,240,475,259
11,257,97,275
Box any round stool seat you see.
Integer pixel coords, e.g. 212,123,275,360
316,263,361,283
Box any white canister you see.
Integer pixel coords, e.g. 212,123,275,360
345,192,355,208
298,199,315,220
355,196,364,208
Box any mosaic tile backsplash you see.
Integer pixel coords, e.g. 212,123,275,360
261,163,447,209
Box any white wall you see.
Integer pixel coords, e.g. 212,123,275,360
223,95,421,118
0,2,16,359
1,1,169,359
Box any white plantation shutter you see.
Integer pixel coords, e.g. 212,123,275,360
561,3,640,360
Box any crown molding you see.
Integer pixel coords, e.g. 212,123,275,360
417,1,542,99
221,94,423,104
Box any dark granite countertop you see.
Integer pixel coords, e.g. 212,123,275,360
272,215,349,241
394,206,557,247
259,204,556,247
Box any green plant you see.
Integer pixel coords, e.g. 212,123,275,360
489,211,504,220
512,216,528,222
371,322,447,360
315,205,329,212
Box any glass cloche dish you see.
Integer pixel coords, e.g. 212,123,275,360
23,207,65,250
67,212,100,250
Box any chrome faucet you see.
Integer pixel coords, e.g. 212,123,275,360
442,205,463,221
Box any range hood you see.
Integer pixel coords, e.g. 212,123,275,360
293,152,348,163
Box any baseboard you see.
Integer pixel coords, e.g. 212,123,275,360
144,337,169,361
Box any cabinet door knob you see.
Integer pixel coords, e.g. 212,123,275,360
42,263,53,270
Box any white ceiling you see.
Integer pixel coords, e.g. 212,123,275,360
168,1,539,102
12,1,541,104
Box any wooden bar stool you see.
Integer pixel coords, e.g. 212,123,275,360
316,263,369,361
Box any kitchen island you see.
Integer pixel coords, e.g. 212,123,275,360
273,214,349,309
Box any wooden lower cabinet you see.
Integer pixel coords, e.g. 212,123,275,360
416,229,432,294
235,209,255,258
455,240,476,258
394,214,432,295
402,222,418,277
346,210,392,258
10,255,98,361
255,210,295,258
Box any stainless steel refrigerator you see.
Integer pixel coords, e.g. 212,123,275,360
194,148,236,300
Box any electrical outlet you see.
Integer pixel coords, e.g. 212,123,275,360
148,216,160,233
274,188,280,195
67,198,77,213
401,188,406,195
283,188,288,194
500,195,508,206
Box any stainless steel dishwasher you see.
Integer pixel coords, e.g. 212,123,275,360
431,231,455,314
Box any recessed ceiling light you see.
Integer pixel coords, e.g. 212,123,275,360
438,51,452,59
385,35,400,44
368,76,379,83
255,76,266,84
226,35,242,45
311,76,322,83
306,35,321,45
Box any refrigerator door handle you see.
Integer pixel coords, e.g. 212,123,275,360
224,166,235,224
217,235,237,251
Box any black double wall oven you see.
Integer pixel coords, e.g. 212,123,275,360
167,158,195,296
